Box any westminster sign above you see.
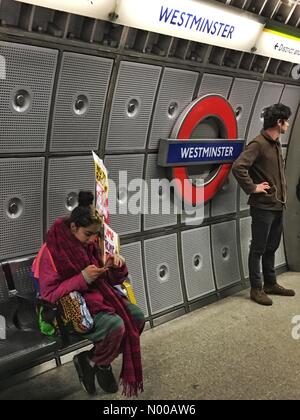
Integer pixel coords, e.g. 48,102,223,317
116,0,264,53
15,0,264,54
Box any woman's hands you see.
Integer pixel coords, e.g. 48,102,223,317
105,254,125,269
83,255,125,285
83,265,108,284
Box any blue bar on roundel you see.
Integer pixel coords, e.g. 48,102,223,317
166,141,244,166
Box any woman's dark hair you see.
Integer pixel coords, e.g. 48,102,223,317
69,191,101,228
263,103,292,130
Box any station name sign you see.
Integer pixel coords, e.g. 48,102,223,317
15,0,264,53
14,1,300,65
158,139,245,167
116,0,264,53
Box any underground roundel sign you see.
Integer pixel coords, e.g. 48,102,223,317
158,95,244,206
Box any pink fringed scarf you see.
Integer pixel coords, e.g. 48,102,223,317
46,218,143,397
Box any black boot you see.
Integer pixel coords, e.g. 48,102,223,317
96,365,118,393
73,351,96,395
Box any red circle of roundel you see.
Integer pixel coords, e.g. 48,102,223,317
172,95,237,206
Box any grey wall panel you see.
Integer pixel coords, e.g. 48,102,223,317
144,154,178,231
104,154,144,236
121,242,148,317
198,73,232,98
144,234,183,315
50,53,113,152
280,85,300,145
228,78,260,139
47,156,94,229
211,171,237,217
190,116,221,138
149,68,198,150
106,62,161,151
247,82,284,144
0,158,44,260
0,42,57,153
211,220,241,289
181,226,215,300
240,216,251,279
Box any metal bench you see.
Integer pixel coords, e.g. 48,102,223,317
0,263,59,381
9,256,90,346
1,254,136,385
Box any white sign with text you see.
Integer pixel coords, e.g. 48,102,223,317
16,0,264,53
256,29,300,65
116,0,264,52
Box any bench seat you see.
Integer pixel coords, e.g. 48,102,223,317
0,329,59,380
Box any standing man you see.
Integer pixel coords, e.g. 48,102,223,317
232,103,295,306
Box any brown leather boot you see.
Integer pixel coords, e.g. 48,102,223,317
250,288,273,306
264,283,296,297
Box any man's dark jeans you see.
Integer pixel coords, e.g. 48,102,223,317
249,206,283,289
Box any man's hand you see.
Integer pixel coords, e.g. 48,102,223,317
254,182,271,194
105,254,125,269
84,265,108,282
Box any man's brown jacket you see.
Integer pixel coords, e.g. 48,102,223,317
232,131,286,211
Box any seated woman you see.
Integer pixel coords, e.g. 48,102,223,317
35,191,145,397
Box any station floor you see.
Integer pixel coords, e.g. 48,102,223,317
1,272,300,400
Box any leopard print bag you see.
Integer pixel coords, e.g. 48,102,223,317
57,291,94,334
